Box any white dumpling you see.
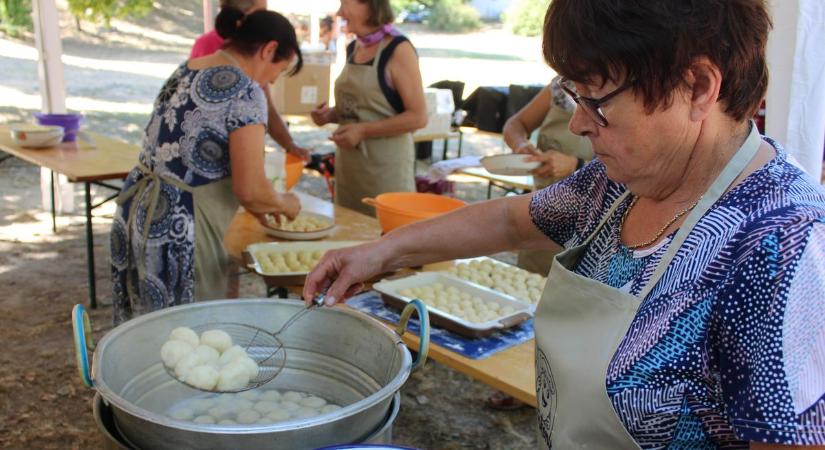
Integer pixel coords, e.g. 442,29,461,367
193,415,215,424
169,327,199,347
236,410,261,424
208,405,233,420
185,365,219,391
190,398,215,413
282,391,304,402
194,345,220,365
227,398,254,413
266,410,290,422
292,407,319,419
321,404,342,414
169,408,195,421
253,401,279,414
260,390,281,402
217,419,237,425
218,345,248,366
235,356,259,380
279,400,300,411
238,390,260,401
300,396,327,408
217,362,250,391
200,329,233,353
161,340,195,369
174,353,202,380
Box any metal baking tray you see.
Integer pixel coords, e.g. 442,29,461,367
373,272,533,338
244,241,365,287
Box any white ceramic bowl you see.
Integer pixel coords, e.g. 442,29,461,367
10,124,64,148
480,154,540,176
264,212,335,241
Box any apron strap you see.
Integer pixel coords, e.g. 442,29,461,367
637,121,762,300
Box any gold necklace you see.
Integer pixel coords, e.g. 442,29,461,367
619,195,702,250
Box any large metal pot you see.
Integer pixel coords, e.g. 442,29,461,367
73,298,429,450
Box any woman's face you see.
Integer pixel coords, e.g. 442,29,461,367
337,0,371,34
568,76,695,195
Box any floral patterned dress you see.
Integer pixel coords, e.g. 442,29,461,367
110,63,266,325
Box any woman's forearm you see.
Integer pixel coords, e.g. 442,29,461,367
360,109,427,139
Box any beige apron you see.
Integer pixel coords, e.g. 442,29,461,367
333,39,415,217
518,106,593,274
533,123,761,449
118,164,238,304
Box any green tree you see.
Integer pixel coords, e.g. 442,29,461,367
67,0,154,29
427,0,480,32
0,0,33,36
504,0,549,37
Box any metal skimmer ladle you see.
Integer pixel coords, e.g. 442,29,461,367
163,294,325,393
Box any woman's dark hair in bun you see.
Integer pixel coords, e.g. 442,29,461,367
215,7,303,76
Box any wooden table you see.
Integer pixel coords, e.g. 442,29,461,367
0,124,140,308
413,129,463,160
455,167,534,199
223,192,538,407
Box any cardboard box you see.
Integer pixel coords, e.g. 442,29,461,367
424,88,455,116
270,63,331,115
414,112,452,138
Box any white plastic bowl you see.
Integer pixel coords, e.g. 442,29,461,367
10,124,64,148
480,154,540,176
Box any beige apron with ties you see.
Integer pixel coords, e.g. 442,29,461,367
333,39,416,217
518,107,593,274
533,123,761,449
118,164,238,304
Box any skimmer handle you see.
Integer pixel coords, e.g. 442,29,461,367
72,304,95,388
274,294,325,335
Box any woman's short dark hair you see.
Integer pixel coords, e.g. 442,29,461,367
359,0,395,27
543,0,772,121
215,7,303,76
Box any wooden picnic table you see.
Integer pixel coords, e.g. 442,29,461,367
223,192,537,407
0,124,140,309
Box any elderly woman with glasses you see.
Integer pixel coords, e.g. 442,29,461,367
303,1,825,448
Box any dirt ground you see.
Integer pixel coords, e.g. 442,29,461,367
0,3,541,449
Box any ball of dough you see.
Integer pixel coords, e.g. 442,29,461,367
236,410,261,424
208,405,233,420
321,404,342,414
266,410,291,422
260,390,281,402
194,345,220,365
169,408,195,421
169,327,199,347
200,329,233,353
161,340,195,369
300,396,327,408
217,362,250,391
235,356,259,380
238,390,260,401
190,398,215,413
282,391,304,402
185,365,219,391
227,398,254,413
217,419,237,425
279,400,300,411
218,345,248,366
253,401,279,414
193,415,215,424
292,407,319,419
174,353,202,380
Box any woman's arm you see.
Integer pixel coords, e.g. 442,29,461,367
503,84,553,154
302,192,562,304
229,123,300,222
263,88,311,161
330,41,427,148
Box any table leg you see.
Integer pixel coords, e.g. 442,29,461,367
442,137,449,160
457,130,463,158
85,182,98,309
487,182,492,199
50,171,57,233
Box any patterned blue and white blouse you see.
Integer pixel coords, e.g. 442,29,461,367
530,138,825,448
110,64,266,325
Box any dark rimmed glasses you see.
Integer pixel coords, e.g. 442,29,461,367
559,77,634,127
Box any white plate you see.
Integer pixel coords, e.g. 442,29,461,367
9,124,64,148
480,154,540,176
373,272,533,335
263,212,335,241
246,240,365,276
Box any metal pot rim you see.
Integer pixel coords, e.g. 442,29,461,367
91,299,412,433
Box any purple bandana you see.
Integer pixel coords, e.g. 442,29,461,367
357,24,401,47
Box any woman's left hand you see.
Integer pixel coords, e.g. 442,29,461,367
330,123,365,149
528,150,580,178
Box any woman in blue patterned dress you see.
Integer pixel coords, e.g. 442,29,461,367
111,8,302,325
303,1,825,448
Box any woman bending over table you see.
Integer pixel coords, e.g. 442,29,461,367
305,0,825,448
111,8,302,324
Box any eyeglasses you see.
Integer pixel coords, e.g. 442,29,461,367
559,77,634,127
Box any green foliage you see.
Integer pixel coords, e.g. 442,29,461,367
0,0,33,35
504,0,549,37
67,0,154,27
427,0,480,33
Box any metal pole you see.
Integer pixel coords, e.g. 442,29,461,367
50,170,56,232
85,182,97,309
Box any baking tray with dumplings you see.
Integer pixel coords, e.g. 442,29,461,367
244,241,365,287
441,257,547,307
263,212,336,241
372,272,533,338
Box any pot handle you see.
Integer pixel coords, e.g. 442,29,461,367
395,299,430,371
72,304,95,388
361,197,377,208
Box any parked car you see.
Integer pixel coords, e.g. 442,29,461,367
397,5,431,23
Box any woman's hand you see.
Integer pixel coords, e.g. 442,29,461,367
311,102,335,126
286,143,312,162
514,141,541,155
302,241,387,306
250,192,301,227
528,150,579,178
330,123,365,150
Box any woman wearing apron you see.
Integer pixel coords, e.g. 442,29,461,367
110,9,302,325
311,0,427,217
305,1,825,448
503,77,594,275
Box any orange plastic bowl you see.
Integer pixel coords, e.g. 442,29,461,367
285,154,305,190
362,192,466,232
